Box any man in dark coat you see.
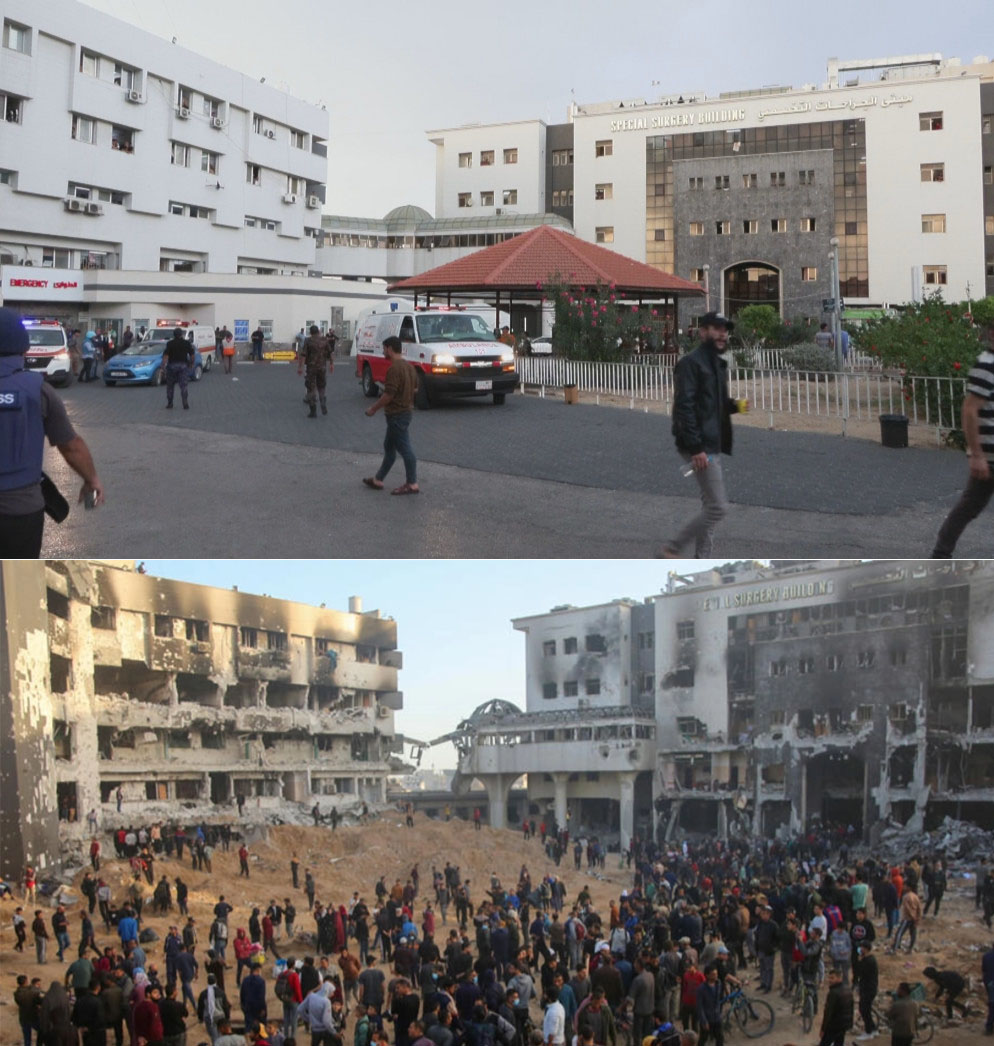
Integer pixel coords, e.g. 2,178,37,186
660,312,743,558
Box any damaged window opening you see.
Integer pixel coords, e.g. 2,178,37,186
585,678,601,695
267,631,287,651
563,681,578,697
770,708,785,725
931,623,967,679
315,637,331,654
166,730,191,749
677,620,695,640
185,619,208,641
543,640,556,656
858,649,876,669
542,682,557,700
201,730,225,749
91,606,116,630
798,656,815,674
57,781,77,822
240,627,258,648
47,588,69,619
797,708,814,733
585,633,606,653
640,673,654,693
770,659,788,677
50,653,70,693
891,648,907,665
175,779,200,799
53,719,73,759
563,637,578,654
154,614,173,638
826,653,843,671
356,645,376,663
857,704,874,722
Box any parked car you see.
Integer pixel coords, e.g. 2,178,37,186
529,336,553,355
103,339,205,385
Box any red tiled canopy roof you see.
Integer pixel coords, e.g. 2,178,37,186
387,225,704,297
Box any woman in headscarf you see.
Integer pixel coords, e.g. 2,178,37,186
38,982,76,1046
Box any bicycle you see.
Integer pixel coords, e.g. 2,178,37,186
720,988,775,1038
869,1000,935,1045
790,978,817,1034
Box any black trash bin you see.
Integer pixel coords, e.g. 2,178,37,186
879,413,909,448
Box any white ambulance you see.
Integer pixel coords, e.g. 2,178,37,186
352,305,517,408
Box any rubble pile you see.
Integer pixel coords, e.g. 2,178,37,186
876,814,994,860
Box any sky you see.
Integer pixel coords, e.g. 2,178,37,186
81,0,990,218
143,558,730,769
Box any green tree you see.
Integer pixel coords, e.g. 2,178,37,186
967,296,994,330
543,276,667,362
859,293,982,428
735,305,780,349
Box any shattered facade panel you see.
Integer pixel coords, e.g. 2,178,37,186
0,561,405,878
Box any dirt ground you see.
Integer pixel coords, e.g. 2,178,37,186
1,816,991,1046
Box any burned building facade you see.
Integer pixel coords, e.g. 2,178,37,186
0,560,405,878
451,560,994,848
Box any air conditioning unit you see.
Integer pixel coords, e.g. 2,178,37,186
126,89,143,103
306,195,320,209
265,129,276,139
64,197,85,212
86,202,104,215
211,116,224,129
176,106,190,119
282,193,297,204
377,706,391,718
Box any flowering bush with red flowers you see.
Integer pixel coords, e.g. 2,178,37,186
545,275,668,361
859,292,984,430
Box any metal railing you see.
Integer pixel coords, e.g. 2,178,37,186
517,356,967,432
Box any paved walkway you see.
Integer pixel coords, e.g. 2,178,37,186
39,362,984,558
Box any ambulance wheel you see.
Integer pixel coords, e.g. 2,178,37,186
362,365,378,398
415,377,432,410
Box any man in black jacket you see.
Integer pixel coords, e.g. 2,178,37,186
161,328,194,410
818,968,853,1046
660,312,744,558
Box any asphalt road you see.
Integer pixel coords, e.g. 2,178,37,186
38,359,986,559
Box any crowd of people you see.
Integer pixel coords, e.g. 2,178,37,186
6,822,994,1046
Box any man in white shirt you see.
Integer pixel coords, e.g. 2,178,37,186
543,988,566,1046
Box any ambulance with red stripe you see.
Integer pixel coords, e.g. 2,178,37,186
353,304,517,408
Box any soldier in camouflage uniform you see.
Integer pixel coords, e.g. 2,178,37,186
297,325,334,417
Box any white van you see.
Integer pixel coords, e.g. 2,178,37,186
139,324,215,368
352,306,517,408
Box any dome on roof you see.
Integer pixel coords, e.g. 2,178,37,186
383,204,432,223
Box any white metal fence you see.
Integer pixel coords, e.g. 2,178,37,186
516,356,967,432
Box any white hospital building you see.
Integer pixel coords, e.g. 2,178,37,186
0,0,385,340
424,54,994,325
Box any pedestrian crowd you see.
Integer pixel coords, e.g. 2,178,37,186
7,821,994,1046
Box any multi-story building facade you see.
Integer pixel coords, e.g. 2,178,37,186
429,55,994,325
450,560,994,850
0,560,405,878
0,0,382,339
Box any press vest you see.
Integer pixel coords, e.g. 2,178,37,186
0,355,45,492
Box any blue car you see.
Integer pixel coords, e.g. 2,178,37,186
103,339,206,386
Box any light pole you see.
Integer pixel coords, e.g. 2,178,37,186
829,236,848,432
828,237,842,370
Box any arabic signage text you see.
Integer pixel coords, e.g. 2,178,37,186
1,266,85,301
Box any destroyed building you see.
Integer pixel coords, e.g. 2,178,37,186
444,560,994,849
0,560,405,878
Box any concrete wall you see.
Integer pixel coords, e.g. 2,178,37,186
0,562,61,879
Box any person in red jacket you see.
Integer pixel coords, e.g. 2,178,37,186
680,960,706,1032
134,984,165,1046
239,846,250,878
262,914,279,958
234,929,253,986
